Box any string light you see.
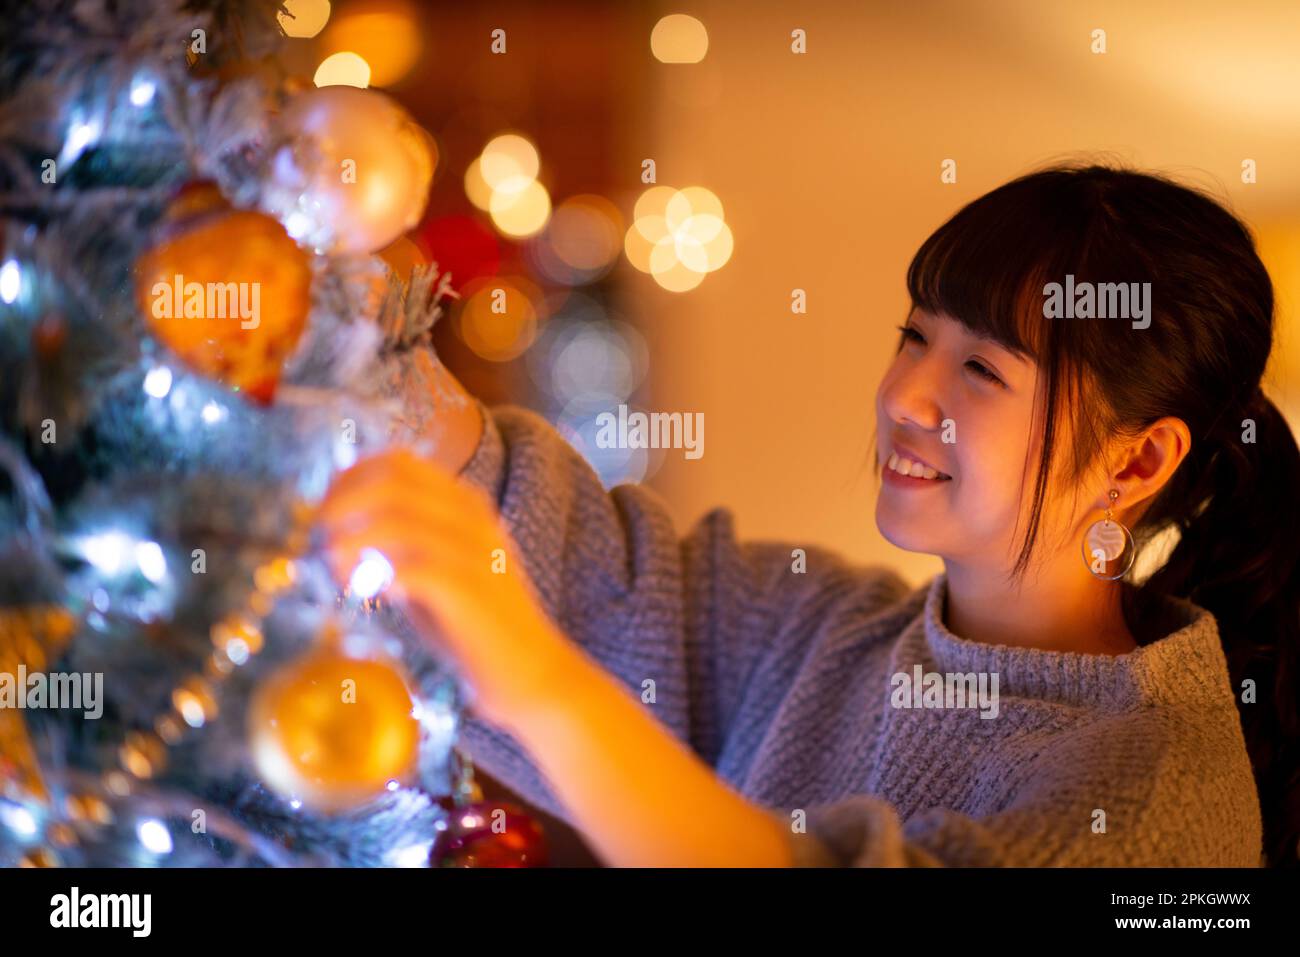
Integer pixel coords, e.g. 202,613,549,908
129,76,156,107
0,259,21,304
142,366,173,399
58,110,102,168
349,548,394,600
135,818,173,855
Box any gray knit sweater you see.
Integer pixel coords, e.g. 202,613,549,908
455,403,1263,866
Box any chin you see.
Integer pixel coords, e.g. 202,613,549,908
875,502,935,554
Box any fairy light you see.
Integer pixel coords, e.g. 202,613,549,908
0,802,39,838
143,366,173,398
129,77,156,107
349,548,394,599
0,259,21,304
136,818,172,855
58,111,102,167
201,400,227,425
79,531,135,576
135,541,167,584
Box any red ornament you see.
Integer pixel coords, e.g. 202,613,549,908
432,801,548,868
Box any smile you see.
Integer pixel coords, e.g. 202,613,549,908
885,450,952,482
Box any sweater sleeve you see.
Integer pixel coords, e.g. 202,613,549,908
452,400,912,824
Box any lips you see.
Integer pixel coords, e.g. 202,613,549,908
885,444,952,481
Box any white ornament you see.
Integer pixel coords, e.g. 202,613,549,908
262,86,434,255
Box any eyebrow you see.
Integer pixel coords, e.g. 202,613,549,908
974,334,1034,364
912,310,1035,365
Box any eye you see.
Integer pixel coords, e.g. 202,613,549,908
965,359,1004,387
896,324,925,346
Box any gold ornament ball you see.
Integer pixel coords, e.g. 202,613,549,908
268,85,435,254
248,648,420,813
135,183,312,404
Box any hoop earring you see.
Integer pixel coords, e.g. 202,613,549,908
1081,488,1136,581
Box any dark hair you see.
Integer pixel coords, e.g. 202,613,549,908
903,162,1299,867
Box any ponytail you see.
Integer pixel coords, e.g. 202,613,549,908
1140,390,1300,867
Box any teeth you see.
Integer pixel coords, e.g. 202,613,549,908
886,450,947,480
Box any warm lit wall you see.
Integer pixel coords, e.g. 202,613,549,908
634,0,1300,586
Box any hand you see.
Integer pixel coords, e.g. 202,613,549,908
315,448,570,728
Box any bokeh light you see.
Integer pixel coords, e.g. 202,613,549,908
527,194,625,286
651,14,709,64
489,178,552,238
463,157,494,212
456,276,543,361
466,132,552,239
624,185,733,291
318,0,420,87
479,133,541,192
555,398,653,488
526,293,650,411
313,51,370,88
277,0,331,38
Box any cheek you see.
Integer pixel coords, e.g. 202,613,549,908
949,422,1031,530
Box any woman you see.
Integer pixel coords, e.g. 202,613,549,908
318,164,1299,867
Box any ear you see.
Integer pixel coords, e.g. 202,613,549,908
1106,416,1192,514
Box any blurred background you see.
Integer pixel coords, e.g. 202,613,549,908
278,0,1300,589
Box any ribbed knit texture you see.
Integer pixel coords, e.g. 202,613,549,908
455,402,1263,866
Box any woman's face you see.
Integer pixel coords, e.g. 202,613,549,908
874,309,1085,569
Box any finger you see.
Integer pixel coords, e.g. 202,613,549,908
317,494,495,544
322,521,516,587
317,447,459,513
317,458,492,529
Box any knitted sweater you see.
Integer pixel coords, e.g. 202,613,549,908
455,403,1264,867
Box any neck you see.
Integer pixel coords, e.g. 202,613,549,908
943,557,1137,656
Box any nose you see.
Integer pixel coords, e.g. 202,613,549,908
878,352,946,432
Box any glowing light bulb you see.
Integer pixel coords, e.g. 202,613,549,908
59,113,102,167
135,541,167,584
0,803,38,838
80,531,135,575
136,818,173,855
130,77,156,106
143,366,173,398
0,259,21,304
349,548,394,599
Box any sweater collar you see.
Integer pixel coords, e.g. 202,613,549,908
918,572,1230,709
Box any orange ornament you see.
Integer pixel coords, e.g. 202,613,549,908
135,183,312,403
248,645,420,813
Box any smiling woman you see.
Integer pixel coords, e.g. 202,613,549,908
318,163,1297,868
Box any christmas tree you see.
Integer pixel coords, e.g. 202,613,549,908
0,0,509,867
